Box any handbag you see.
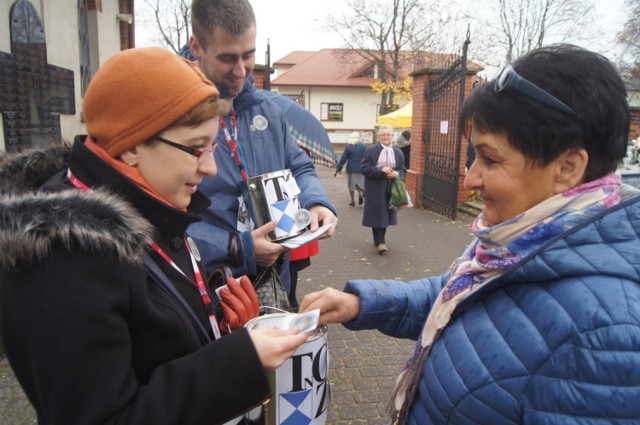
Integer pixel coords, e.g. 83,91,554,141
252,264,293,313
390,178,411,208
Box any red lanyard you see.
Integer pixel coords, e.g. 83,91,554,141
67,169,221,340
149,241,221,339
219,110,249,181
67,169,90,191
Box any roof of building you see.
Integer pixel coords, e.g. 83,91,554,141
275,51,316,66
272,48,482,88
273,49,376,87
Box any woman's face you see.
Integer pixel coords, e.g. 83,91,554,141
379,129,394,146
134,118,219,209
464,129,562,226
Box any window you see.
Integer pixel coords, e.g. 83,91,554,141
320,103,343,122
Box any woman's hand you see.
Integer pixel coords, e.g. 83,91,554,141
299,288,360,324
382,166,398,179
249,328,309,370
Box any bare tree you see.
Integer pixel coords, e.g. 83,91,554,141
325,0,463,115
138,0,191,54
480,0,597,64
617,0,640,83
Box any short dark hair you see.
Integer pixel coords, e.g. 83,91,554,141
459,44,630,182
191,0,256,50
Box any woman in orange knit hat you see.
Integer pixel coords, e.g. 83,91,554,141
0,47,307,424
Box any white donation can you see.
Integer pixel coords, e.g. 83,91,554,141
245,314,330,425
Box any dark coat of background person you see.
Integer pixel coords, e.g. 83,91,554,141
337,142,366,174
396,130,411,169
361,143,405,228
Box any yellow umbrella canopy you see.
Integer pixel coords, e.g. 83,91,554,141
376,101,412,128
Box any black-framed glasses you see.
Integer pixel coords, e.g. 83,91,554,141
155,136,215,163
494,65,581,119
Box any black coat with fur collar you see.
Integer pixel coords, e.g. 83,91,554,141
0,139,269,424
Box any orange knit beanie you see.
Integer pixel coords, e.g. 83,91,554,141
83,47,219,157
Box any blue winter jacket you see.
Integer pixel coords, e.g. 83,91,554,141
336,142,366,174
187,78,335,290
344,192,640,424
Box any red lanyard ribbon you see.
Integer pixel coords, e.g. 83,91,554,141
219,110,249,181
67,169,221,340
149,241,221,339
67,169,90,191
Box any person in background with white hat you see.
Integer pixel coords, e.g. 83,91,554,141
336,131,367,207
0,47,307,425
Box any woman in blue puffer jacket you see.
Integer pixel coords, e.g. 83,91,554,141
300,44,640,424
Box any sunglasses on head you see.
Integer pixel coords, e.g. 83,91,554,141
494,64,580,120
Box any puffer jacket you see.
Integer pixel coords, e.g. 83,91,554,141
344,192,640,424
0,140,270,425
186,76,336,291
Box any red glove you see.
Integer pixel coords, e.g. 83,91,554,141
219,276,260,332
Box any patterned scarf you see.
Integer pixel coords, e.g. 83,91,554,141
389,173,622,423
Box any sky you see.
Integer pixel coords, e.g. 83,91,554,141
249,0,344,62
136,0,629,66
251,0,629,64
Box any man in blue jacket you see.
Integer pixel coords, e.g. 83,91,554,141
185,0,337,291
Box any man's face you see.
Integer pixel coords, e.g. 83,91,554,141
190,25,257,98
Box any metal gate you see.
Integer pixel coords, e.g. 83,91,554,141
421,35,470,219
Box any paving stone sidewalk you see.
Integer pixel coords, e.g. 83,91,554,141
0,166,475,425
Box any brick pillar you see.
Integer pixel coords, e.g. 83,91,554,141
630,107,640,140
119,0,133,50
404,72,430,206
252,65,266,89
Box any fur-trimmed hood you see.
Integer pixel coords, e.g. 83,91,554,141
0,145,153,270
0,145,69,194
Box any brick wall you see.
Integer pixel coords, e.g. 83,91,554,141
404,74,427,202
